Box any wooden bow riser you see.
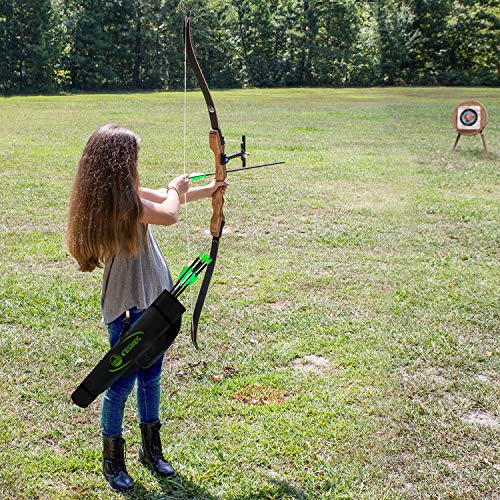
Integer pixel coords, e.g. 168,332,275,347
209,129,226,238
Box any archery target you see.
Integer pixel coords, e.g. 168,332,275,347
452,101,487,135
457,105,481,131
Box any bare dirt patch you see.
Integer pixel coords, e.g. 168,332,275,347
291,355,331,373
270,300,292,311
233,385,287,406
461,410,499,428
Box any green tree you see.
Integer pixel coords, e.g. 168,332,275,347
231,0,276,86
312,0,365,85
375,0,415,84
101,0,137,88
63,0,109,90
63,0,137,90
407,0,453,84
2,0,499,93
0,0,17,94
347,4,381,86
0,0,61,93
443,0,499,85
130,0,171,89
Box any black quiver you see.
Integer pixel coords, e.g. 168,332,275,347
71,290,185,408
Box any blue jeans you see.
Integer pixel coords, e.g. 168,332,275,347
100,307,164,437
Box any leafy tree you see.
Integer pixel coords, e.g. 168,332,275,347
0,0,61,93
1,0,498,92
443,0,499,85
347,4,381,86
270,0,366,86
100,0,137,88
0,0,17,94
63,0,110,90
229,0,277,87
406,0,453,84
375,0,415,84
312,0,365,86
63,0,139,90
181,1,241,89
130,0,173,89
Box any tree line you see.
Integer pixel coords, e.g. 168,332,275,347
1,0,498,95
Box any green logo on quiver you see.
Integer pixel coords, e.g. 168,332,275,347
110,354,122,368
108,331,144,373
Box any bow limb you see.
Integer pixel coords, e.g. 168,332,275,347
185,12,227,347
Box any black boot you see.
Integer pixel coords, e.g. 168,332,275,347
102,435,134,492
138,422,176,477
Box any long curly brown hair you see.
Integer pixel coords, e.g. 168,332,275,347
66,124,144,272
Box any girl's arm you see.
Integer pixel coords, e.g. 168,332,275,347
139,177,228,226
139,175,189,226
139,180,227,204
138,187,169,203
139,191,181,226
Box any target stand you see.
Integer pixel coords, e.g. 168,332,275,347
451,101,489,157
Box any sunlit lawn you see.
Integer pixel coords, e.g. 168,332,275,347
0,87,498,498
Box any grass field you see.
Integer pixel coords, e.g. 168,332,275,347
0,87,498,499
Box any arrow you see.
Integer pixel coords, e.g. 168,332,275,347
189,161,285,181
171,253,213,298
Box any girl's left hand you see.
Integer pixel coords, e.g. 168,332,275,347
207,179,229,197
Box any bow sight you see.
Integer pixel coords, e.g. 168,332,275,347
224,135,247,166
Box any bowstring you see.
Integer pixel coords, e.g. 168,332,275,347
183,17,193,309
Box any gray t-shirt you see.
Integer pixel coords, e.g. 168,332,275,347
101,225,174,323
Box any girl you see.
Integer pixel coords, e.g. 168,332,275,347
66,124,227,492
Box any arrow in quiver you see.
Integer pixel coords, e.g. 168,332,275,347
71,290,185,408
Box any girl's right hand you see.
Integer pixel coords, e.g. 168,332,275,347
168,174,190,196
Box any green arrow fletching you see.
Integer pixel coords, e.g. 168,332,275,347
189,174,207,181
184,273,200,288
178,266,191,282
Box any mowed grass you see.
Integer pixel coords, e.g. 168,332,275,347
0,87,498,499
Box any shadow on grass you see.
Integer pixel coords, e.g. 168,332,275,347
235,476,308,499
117,474,307,499
123,473,218,499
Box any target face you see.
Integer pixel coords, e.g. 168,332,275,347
460,108,478,126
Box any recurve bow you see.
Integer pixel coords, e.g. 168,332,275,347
185,12,246,348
